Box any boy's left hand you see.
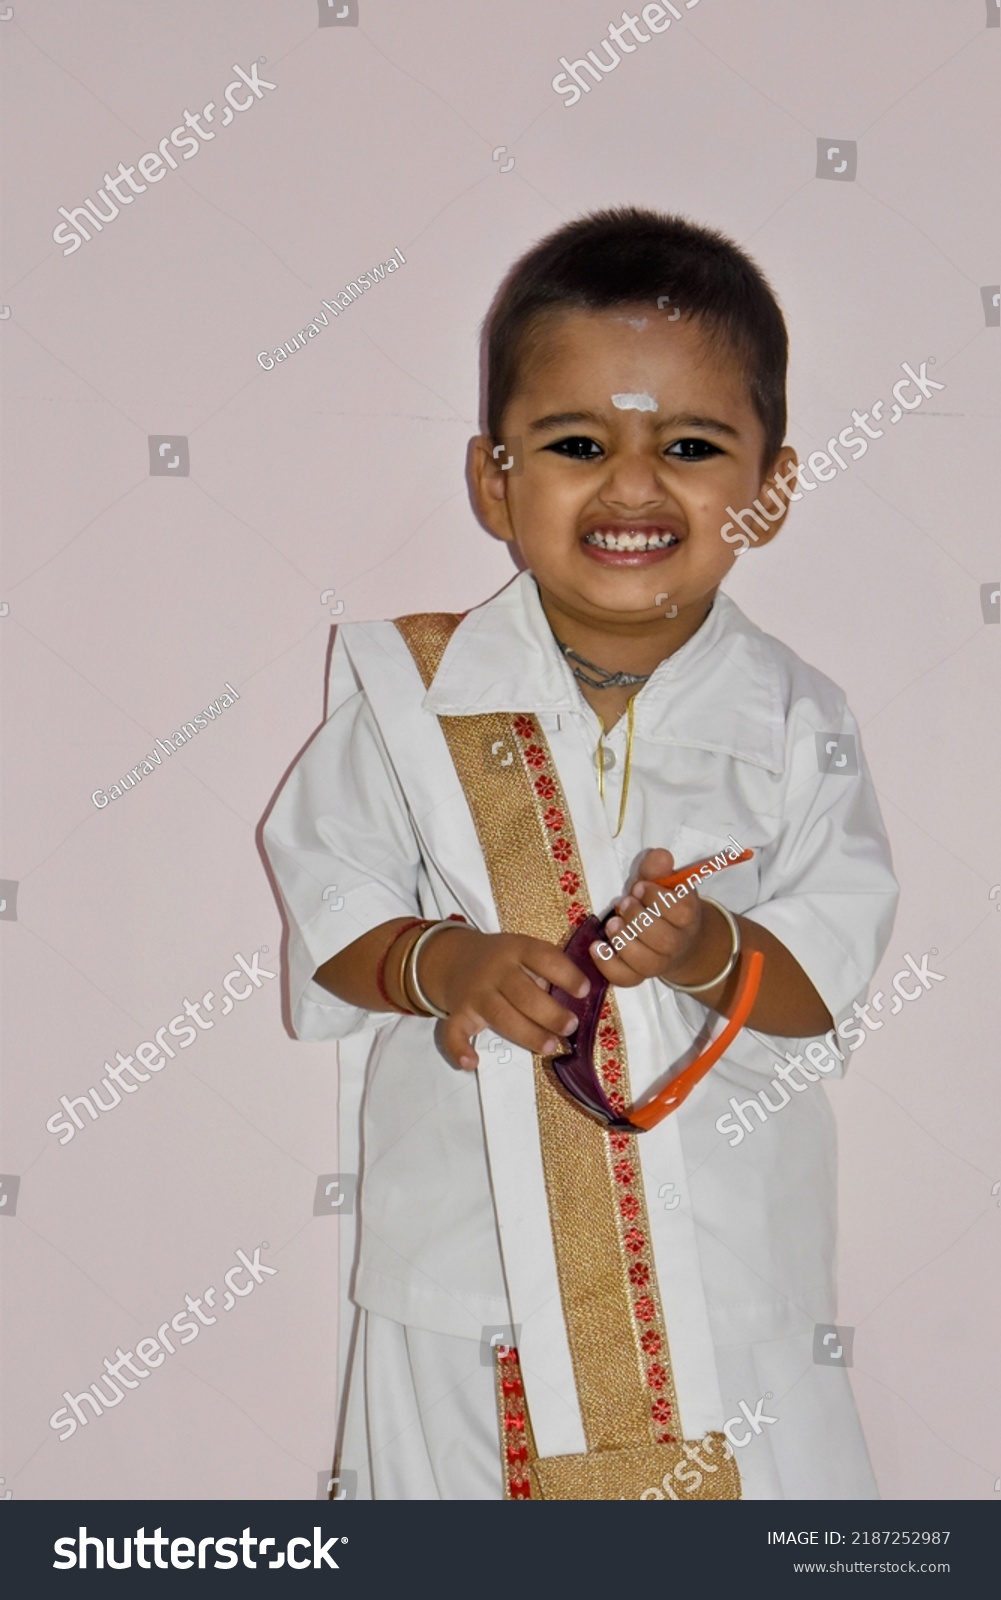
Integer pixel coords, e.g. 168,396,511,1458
590,847,733,991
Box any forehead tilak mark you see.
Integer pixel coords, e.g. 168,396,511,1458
611,393,659,412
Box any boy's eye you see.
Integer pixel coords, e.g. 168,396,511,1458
542,435,725,463
665,437,724,460
544,435,605,460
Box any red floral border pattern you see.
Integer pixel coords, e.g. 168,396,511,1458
496,1346,532,1499
510,712,679,1447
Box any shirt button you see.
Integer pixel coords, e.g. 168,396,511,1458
597,745,616,770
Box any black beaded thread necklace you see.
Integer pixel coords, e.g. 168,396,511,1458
552,637,652,691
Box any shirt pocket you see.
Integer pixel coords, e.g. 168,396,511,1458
658,821,761,919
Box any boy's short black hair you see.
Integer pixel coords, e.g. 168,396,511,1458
483,207,788,465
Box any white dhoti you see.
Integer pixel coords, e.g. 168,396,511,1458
337,1312,878,1502
338,1311,504,1500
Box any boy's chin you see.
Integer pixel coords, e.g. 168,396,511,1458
536,575,683,620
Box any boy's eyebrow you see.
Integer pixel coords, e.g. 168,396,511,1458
527,409,607,433
526,408,742,439
655,412,741,440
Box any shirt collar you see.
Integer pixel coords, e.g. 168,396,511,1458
421,570,784,772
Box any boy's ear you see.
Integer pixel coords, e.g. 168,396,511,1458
468,434,517,544
747,446,799,549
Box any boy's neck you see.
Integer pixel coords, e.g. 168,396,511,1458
535,584,716,730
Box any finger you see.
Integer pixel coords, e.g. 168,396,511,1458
589,938,648,988
629,873,707,927
611,897,674,945
607,900,683,963
503,967,582,1038
601,923,669,981
478,993,571,1060
515,936,592,999
630,883,693,921
619,882,700,933
441,994,573,1072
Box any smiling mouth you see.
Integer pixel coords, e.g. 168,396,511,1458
582,527,680,552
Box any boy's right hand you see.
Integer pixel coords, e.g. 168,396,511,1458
418,927,590,1071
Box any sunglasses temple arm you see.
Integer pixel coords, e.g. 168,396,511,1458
627,948,765,1132
651,848,754,895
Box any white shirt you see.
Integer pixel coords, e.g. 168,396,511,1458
263,570,898,1418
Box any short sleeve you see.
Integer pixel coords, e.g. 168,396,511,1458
262,638,423,1041
742,697,899,1041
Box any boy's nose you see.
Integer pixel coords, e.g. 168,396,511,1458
599,483,673,514
599,454,673,509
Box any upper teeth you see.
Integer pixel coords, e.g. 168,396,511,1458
585,529,678,551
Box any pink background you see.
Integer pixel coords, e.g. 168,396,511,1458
1,0,998,1499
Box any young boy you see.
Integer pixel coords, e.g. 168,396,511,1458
262,209,898,1501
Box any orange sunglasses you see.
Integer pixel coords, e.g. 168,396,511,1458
547,850,764,1132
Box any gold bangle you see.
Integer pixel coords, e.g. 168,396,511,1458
659,899,741,994
376,919,432,1013
396,923,437,1016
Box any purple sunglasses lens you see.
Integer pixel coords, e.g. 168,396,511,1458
548,914,635,1130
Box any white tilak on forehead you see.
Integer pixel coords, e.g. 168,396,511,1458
611,392,658,412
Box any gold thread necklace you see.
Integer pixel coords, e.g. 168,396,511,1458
596,695,636,839
552,635,648,841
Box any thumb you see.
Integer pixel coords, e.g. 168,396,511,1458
439,1010,486,1072
637,847,675,882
